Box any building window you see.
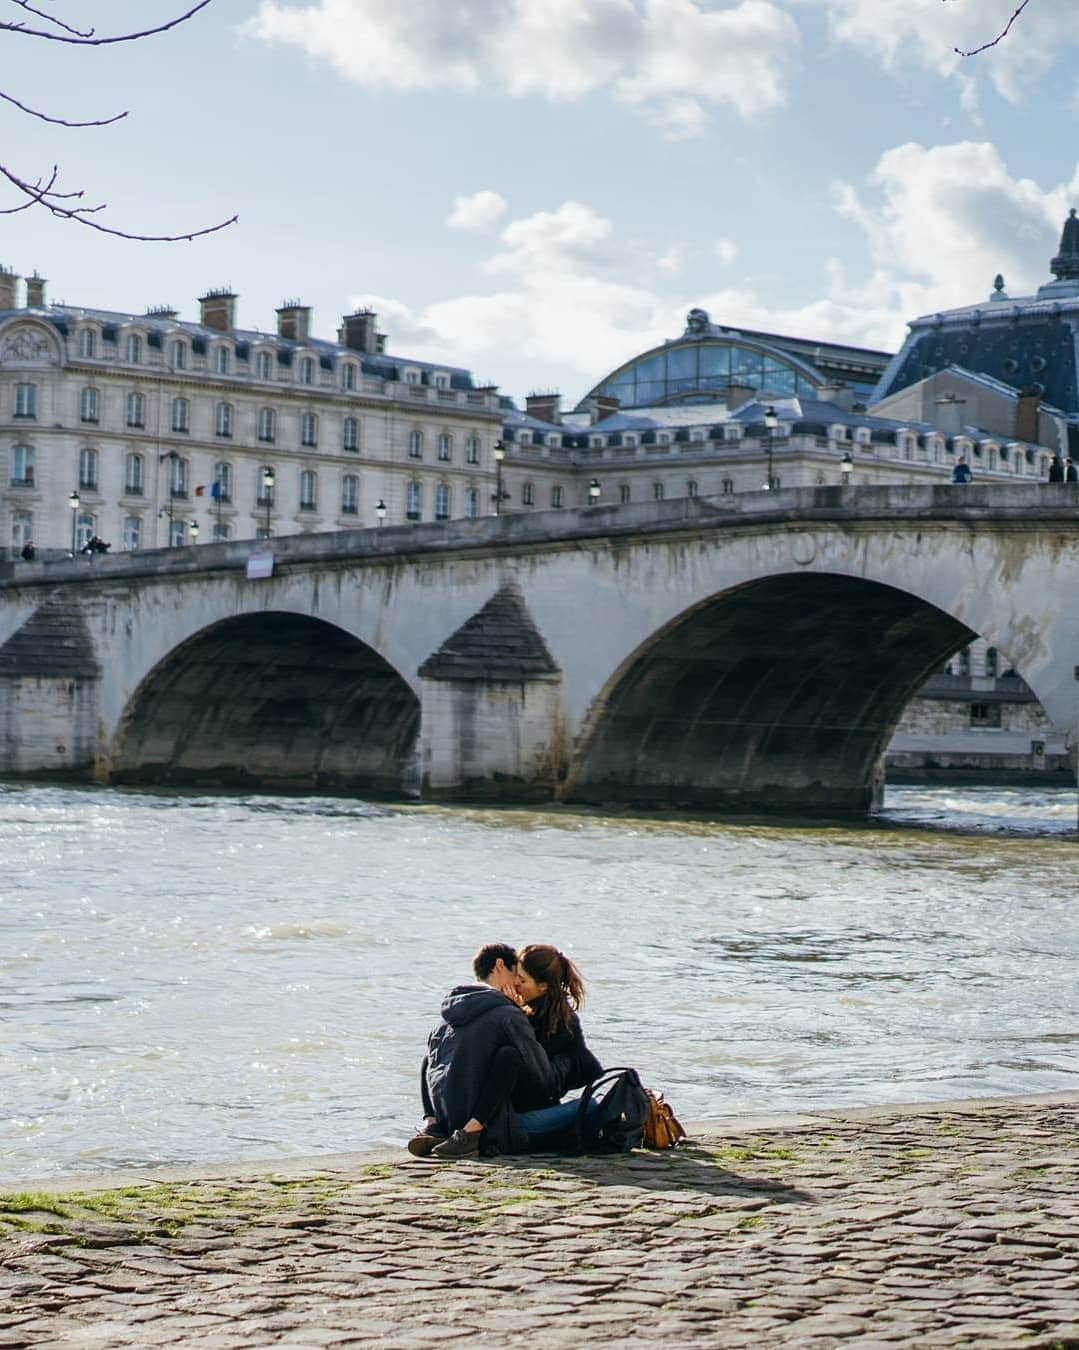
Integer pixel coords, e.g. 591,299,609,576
125,334,142,364
343,416,359,451
406,481,421,520
213,461,232,504
619,484,630,503
970,702,1002,728
465,487,478,519
342,362,357,391
14,383,36,418
255,350,273,380
522,482,535,506
551,485,564,508
126,392,145,428
257,407,275,442
300,412,318,447
169,518,186,548
437,433,452,462
299,469,317,510
957,646,971,676
408,429,423,459
170,340,186,370
721,477,734,495
435,483,450,520
76,513,95,551
653,482,665,501
122,516,142,551
466,436,480,465
687,480,698,498
78,447,98,491
80,387,99,423
169,455,189,498
214,345,230,375
299,356,315,386
11,444,34,487
213,522,231,542
216,402,233,438
77,328,95,359
985,647,999,677
404,370,420,385
11,508,33,553
124,452,143,495
342,474,359,515
433,373,449,389
171,397,190,433
255,526,271,541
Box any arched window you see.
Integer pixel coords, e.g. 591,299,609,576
343,416,359,451
169,455,189,498
653,482,665,501
464,487,479,519
551,485,564,508
11,508,33,552
341,362,357,391
122,516,142,551
80,387,99,423
125,334,142,364
299,356,315,386
171,340,187,370
300,412,318,446
257,407,275,442
255,350,273,380
957,646,971,676
686,480,698,498
299,469,317,510
78,447,98,490
76,513,95,551
126,392,145,427
11,444,34,486
437,433,452,462
406,481,422,520
522,482,535,506
721,478,734,495
215,402,233,438
620,483,630,503
213,461,232,503
171,397,189,433
214,345,230,375
14,383,36,418
124,452,143,495
466,436,480,465
77,328,95,359
342,474,359,514
985,647,999,678
435,483,451,519
408,429,423,459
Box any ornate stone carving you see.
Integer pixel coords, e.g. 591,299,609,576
0,324,57,366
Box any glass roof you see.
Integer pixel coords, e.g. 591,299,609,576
590,338,822,408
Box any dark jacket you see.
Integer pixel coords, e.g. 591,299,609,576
515,1003,603,1110
1049,456,1065,483
423,983,565,1154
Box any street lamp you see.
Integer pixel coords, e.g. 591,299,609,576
68,490,79,555
588,478,601,504
492,440,507,516
375,498,386,527
763,405,779,490
261,465,275,536
840,450,854,485
189,519,200,544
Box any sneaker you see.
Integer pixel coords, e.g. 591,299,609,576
407,1129,447,1158
431,1127,481,1160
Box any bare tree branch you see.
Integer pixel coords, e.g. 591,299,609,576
7,0,94,39
0,86,127,127
0,0,214,45
951,0,1035,57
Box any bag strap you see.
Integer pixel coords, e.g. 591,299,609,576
569,1067,641,1152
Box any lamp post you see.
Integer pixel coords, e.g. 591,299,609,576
492,440,506,516
261,465,275,537
375,498,386,527
840,450,854,485
588,477,601,504
189,519,200,545
763,405,779,490
68,490,79,555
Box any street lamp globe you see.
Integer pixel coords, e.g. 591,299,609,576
764,405,779,430
261,466,276,492
189,519,200,542
588,478,601,503
375,498,387,524
492,441,506,463
841,451,854,482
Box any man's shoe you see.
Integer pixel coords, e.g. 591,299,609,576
430,1128,481,1160
407,1129,447,1158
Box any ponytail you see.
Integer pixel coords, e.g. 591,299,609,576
518,943,585,1040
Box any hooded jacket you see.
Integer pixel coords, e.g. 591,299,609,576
424,983,566,1155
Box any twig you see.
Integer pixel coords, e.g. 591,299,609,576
0,86,127,126
953,0,1033,56
0,0,213,45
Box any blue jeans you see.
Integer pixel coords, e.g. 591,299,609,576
517,1096,597,1146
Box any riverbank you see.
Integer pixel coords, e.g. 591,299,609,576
1,1093,1076,1347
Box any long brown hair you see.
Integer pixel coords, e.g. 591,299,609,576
518,944,585,1040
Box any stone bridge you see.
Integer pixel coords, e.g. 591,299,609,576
1,484,1076,815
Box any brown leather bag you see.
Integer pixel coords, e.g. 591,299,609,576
642,1088,687,1149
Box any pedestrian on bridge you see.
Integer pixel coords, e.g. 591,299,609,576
1048,453,1065,482
1066,457,1078,482
952,457,972,484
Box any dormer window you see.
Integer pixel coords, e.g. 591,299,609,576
125,334,142,364
518,431,531,446
214,345,230,375
433,372,450,390
171,340,187,370
658,432,671,446
342,362,357,391
624,434,637,448
77,328,96,359
299,356,315,386
590,435,605,449
404,369,421,385
546,434,560,448
256,350,273,380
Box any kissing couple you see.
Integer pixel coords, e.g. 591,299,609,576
409,943,603,1160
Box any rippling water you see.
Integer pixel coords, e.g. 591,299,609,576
1,781,1075,1182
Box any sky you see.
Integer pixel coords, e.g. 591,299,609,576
2,0,1078,404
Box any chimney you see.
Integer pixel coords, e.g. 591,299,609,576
0,264,19,311
340,309,379,354
525,391,562,424
199,288,237,332
726,383,756,410
145,304,179,320
276,300,311,343
816,381,855,412
25,272,46,307
584,393,620,425
1016,386,1040,443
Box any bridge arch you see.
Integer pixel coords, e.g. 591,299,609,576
109,611,420,794
565,572,979,814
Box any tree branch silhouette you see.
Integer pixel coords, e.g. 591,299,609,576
0,1,236,241
950,0,1035,57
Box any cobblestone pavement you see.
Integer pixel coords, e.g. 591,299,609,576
0,1093,1076,1348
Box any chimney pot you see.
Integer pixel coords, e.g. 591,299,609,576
25,272,46,307
0,264,20,311
199,288,237,332
526,391,562,424
277,300,311,343
341,309,379,354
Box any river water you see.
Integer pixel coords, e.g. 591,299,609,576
1,782,1076,1182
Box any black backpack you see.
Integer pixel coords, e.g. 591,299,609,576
562,1067,649,1155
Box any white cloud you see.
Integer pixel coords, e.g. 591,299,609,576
447,190,508,232
243,0,799,137
714,237,739,264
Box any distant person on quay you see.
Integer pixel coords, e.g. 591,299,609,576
951,457,972,484
412,942,602,1160
1048,453,1065,482
19,540,34,561
1066,457,1078,482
